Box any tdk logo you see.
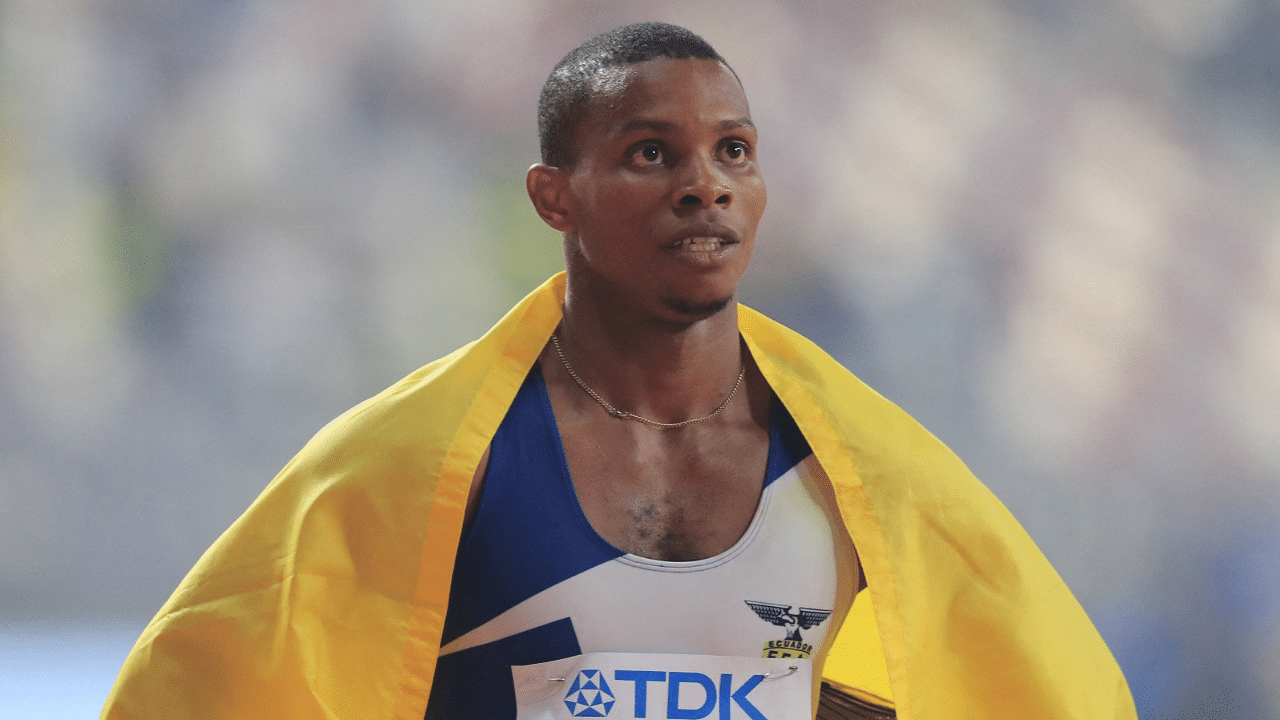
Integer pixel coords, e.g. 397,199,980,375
565,669,769,719
565,670,615,716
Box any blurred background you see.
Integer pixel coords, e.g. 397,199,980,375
2,0,1278,717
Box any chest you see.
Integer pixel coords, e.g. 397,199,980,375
559,420,770,561
432,443,851,719
429,368,858,715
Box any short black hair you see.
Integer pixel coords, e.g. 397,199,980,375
537,22,729,168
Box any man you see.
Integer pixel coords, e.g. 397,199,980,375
101,23,1137,720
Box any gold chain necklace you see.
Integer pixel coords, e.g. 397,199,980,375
550,333,745,428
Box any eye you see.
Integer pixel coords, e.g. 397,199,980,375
722,140,750,164
630,143,664,166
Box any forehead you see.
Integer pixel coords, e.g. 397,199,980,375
578,58,752,142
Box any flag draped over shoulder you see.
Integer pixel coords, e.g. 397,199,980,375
101,273,1136,720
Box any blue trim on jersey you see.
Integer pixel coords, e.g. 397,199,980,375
429,618,580,719
440,364,626,647
767,389,812,489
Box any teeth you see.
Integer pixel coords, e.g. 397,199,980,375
680,237,722,252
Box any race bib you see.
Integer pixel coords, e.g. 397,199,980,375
512,652,812,720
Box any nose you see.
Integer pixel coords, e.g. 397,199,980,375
673,156,731,209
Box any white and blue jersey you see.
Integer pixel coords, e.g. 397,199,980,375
425,364,854,718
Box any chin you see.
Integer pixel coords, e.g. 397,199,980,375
661,294,734,320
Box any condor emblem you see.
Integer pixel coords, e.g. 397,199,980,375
744,601,833,659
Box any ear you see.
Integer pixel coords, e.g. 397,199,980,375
526,163,576,233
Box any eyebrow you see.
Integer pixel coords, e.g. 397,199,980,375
615,117,756,136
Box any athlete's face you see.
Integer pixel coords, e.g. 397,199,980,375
553,58,767,322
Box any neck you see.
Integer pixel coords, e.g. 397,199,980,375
555,280,745,426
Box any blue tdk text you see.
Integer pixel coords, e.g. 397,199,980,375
610,670,768,719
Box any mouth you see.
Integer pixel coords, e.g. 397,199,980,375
664,225,741,254
668,236,734,252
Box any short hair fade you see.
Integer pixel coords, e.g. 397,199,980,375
537,22,728,168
